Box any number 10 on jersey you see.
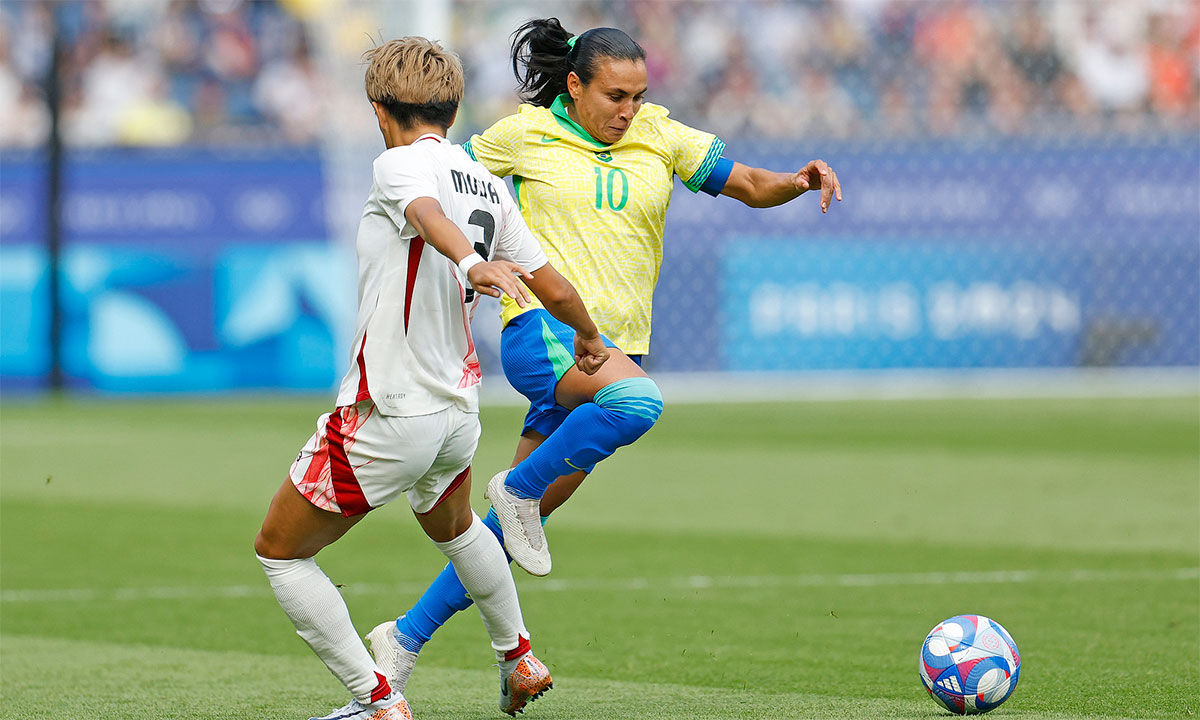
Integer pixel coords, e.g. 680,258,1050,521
593,167,629,211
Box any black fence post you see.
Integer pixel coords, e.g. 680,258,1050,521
45,7,64,392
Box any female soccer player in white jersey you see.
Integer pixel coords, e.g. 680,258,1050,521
252,37,610,720
368,19,842,694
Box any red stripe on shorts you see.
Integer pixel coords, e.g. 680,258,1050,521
417,465,471,516
404,236,425,333
326,408,372,517
354,331,370,402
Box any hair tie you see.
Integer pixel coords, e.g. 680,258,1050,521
566,35,578,50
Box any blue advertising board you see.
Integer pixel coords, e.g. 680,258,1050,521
652,138,1199,372
722,240,1086,370
1,148,352,391
1,242,353,391
1,139,1196,391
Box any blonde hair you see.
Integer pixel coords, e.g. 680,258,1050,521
363,37,463,108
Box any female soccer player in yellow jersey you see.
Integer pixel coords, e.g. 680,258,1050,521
367,18,842,692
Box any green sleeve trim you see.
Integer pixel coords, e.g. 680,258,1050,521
512,175,524,211
682,137,726,193
463,139,476,160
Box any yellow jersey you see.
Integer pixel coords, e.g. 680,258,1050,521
463,95,724,355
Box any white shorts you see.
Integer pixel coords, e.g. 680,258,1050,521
288,400,481,517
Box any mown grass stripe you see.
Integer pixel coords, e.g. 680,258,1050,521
5,567,1194,604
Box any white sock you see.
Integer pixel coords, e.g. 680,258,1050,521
257,554,388,704
433,513,528,658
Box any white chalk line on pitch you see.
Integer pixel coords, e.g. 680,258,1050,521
2,567,1196,604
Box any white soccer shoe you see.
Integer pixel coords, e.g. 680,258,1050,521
366,619,420,694
497,650,553,716
485,469,551,576
308,690,412,720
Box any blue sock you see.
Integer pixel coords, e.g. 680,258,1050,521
394,508,545,652
394,564,473,652
505,377,663,500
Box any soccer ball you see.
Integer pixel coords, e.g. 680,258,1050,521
919,614,1021,715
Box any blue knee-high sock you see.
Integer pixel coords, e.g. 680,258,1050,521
505,377,663,500
394,508,546,652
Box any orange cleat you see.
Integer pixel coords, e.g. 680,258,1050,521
498,651,553,716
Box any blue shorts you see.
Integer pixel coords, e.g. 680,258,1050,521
500,309,639,437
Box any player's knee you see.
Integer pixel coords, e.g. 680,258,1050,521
422,508,475,544
594,376,664,439
254,526,299,560
253,529,280,559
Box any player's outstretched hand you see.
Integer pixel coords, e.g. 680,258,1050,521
793,159,843,213
573,334,609,375
467,261,533,307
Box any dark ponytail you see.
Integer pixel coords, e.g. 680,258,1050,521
511,18,646,108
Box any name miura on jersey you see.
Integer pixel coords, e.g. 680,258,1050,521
450,168,500,204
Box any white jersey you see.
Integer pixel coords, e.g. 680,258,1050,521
336,133,549,416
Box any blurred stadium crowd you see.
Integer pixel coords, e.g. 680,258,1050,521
0,0,1196,148
1,0,322,146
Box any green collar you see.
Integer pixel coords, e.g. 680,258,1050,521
549,94,608,148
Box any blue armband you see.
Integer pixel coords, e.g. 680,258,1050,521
700,156,735,197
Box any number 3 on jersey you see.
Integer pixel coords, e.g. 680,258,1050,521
463,209,495,304
593,167,629,211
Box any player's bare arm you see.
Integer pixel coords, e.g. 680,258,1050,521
404,196,533,307
521,263,609,375
721,159,843,212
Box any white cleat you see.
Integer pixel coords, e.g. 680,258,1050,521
308,690,412,720
485,470,551,576
497,651,553,716
366,620,420,694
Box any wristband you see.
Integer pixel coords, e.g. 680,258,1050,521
457,253,484,276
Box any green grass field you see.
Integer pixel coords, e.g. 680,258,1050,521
2,394,1197,719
